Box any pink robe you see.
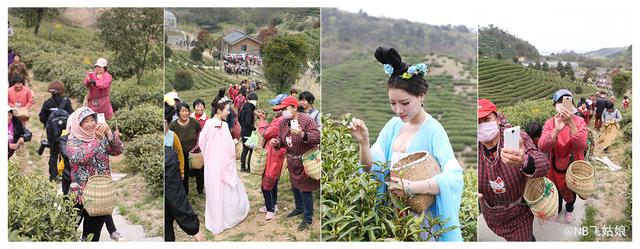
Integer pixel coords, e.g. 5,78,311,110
83,71,114,120
199,118,249,234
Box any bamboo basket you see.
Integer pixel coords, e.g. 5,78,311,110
390,151,441,213
302,148,321,180
189,148,204,170
566,160,596,198
250,147,267,175
523,177,558,219
10,148,29,165
235,139,242,160
82,175,117,217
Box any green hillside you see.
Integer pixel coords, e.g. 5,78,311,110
479,25,540,60
479,59,598,107
323,53,477,167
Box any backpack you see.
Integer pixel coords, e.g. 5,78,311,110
46,97,70,144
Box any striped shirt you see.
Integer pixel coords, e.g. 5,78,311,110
278,112,320,192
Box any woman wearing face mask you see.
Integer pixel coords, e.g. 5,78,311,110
270,96,320,231
477,99,549,241
65,107,123,241
538,89,588,223
200,96,249,234
348,47,462,241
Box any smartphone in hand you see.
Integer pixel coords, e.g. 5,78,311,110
562,96,573,113
290,119,299,130
503,126,520,151
97,113,106,124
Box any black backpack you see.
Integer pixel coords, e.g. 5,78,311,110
46,97,70,143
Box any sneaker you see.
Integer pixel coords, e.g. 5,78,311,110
286,210,303,218
565,212,574,223
297,221,311,231
265,212,275,220
110,231,124,241
259,205,279,213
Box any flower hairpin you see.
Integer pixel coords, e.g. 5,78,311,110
383,64,394,76
401,63,428,79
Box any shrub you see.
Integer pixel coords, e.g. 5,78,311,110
575,85,583,94
124,133,163,197
321,114,456,241
190,46,203,61
165,46,172,59
172,70,194,91
623,123,632,142
500,99,555,128
111,103,163,141
460,169,478,241
8,161,80,241
110,70,163,111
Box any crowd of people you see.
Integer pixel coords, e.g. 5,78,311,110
164,80,322,240
478,88,629,241
223,54,261,76
8,50,124,242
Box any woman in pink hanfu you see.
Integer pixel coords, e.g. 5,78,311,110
199,96,249,234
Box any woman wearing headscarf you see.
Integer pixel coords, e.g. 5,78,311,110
477,99,549,241
270,96,320,231
200,96,249,234
65,107,123,241
348,47,462,241
83,58,114,120
538,89,588,223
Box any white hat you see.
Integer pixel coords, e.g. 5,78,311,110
8,106,18,115
165,91,181,101
95,58,108,67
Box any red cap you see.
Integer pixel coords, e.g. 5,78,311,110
478,99,497,119
273,96,299,111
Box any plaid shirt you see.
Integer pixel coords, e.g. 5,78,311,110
278,113,320,192
478,117,549,241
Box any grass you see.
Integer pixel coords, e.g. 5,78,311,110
579,205,597,241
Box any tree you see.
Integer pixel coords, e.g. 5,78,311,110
190,46,203,61
527,63,534,69
10,8,60,35
534,61,541,70
512,56,519,64
542,61,549,71
556,61,564,73
245,23,257,34
262,34,310,93
97,8,163,83
560,70,566,78
165,46,172,59
173,70,194,91
496,52,503,60
612,72,631,98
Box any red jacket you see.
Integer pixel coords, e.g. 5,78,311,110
261,116,286,190
538,115,588,203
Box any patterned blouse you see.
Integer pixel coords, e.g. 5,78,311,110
66,136,123,203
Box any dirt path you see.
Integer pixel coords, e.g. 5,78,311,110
171,158,321,241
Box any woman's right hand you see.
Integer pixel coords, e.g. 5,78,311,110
348,117,369,144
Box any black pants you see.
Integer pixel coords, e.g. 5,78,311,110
182,151,204,194
558,192,577,213
76,204,106,242
67,182,117,235
191,168,204,194
261,178,279,212
47,142,60,181
292,187,313,223
240,137,253,171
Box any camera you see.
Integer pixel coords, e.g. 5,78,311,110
37,139,49,155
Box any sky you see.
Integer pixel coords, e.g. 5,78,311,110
479,0,634,54
338,0,479,29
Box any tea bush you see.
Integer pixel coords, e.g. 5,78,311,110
172,69,194,91
321,114,460,241
124,133,164,197
110,69,164,111
8,161,80,241
499,99,555,128
111,103,163,141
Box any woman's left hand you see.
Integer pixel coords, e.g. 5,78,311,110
290,127,303,136
389,176,409,197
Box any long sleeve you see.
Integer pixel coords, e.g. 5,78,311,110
569,117,588,151
538,118,555,153
38,100,49,125
25,89,34,108
302,118,320,146
94,73,112,89
615,110,623,123
174,133,185,175
520,132,548,177
106,135,124,156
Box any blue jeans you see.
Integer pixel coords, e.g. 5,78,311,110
261,178,279,212
292,186,313,223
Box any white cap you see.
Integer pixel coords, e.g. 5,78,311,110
95,58,108,67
